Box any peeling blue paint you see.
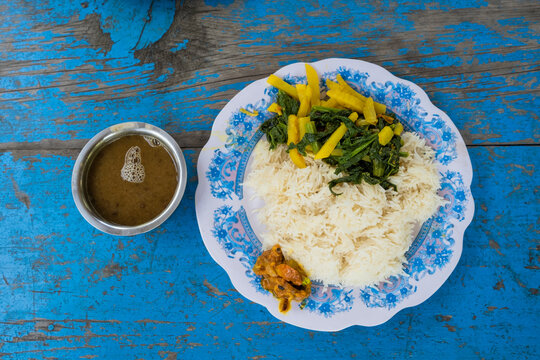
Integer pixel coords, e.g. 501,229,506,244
205,0,235,7
171,39,189,52
0,0,537,143
0,145,538,357
0,0,538,357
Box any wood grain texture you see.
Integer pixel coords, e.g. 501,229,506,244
0,146,538,358
0,0,538,146
0,0,538,358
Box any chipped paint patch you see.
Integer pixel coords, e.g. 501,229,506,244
489,239,504,256
443,324,456,332
493,278,505,290
203,279,228,297
435,315,453,322
10,175,30,209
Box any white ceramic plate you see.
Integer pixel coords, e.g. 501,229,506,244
195,58,474,331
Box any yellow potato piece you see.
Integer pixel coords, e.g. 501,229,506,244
305,64,320,106
267,74,299,99
289,148,306,168
378,126,394,145
296,84,311,117
315,123,348,159
363,98,378,125
326,89,364,113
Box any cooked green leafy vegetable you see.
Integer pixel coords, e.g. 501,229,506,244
260,91,408,194
260,90,299,149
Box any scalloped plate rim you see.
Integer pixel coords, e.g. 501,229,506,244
195,58,474,331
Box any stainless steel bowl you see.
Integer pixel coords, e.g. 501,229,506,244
72,122,187,236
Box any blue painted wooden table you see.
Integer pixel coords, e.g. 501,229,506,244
0,0,538,358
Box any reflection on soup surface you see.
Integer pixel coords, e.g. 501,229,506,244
87,135,178,226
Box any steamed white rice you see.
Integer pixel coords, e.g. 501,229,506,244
244,132,444,287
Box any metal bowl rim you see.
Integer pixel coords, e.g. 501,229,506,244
71,122,187,236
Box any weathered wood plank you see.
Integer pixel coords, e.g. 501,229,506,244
0,131,210,153
0,0,538,145
0,0,538,358
0,146,537,358
1,132,536,155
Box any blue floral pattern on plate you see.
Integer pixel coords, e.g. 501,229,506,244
212,204,356,315
197,59,474,327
